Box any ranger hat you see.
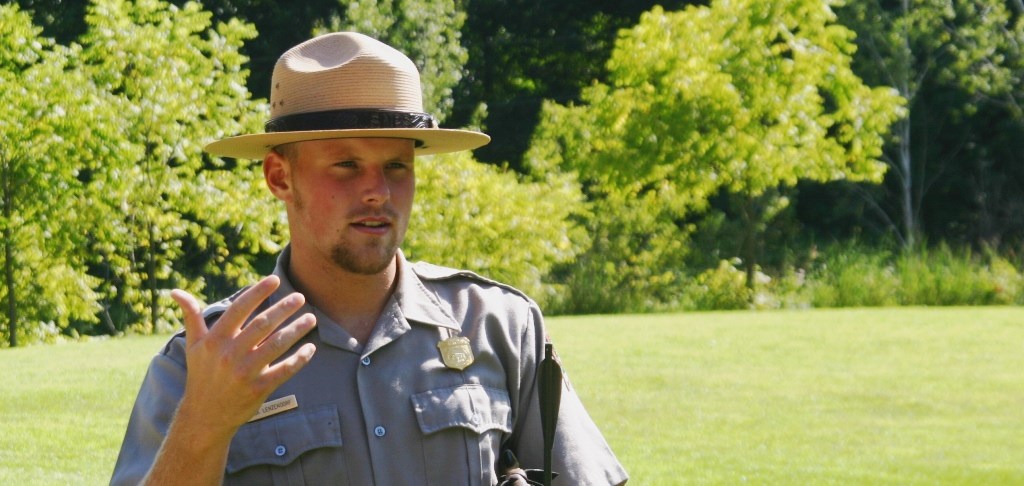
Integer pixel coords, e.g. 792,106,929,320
204,32,490,159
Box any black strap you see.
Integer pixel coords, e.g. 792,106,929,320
265,109,437,133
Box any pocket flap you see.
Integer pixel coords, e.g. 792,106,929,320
226,404,342,473
411,384,512,435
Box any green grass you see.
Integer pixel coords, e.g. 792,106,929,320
2,307,1023,484
0,336,157,484
548,307,1024,485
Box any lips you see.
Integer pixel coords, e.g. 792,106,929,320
351,216,392,234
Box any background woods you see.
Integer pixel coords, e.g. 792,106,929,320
3,0,1024,345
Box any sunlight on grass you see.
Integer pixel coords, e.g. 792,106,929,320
0,335,160,484
1,307,1022,484
548,307,1024,485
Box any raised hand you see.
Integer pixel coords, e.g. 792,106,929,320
144,276,317,485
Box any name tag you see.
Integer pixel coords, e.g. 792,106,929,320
249,394,298,422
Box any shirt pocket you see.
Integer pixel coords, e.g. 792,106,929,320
411,384,512,486
225,404,345,485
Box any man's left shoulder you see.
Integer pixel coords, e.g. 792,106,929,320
410,260,534,303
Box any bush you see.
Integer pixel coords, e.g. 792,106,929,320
807,245,901,307
802,242,1023,308
895,244,1022,306
683,259,752,311
676,242,1024,311
404,151,587,309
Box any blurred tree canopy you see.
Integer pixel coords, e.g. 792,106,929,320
2,0,1024,343
528,1,904,310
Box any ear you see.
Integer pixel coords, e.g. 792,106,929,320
264,149,293,202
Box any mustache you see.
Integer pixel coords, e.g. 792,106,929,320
348,207,400,221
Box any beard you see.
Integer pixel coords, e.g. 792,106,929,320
329,237,399,276
289,171,406,276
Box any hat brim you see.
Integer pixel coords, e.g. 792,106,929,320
204,128,491,160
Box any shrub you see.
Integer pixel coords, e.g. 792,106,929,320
683,259,752,311
404,151,588,309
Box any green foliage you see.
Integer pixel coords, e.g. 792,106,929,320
0,4,113,345
78,0,283,333
693,242,1024,310
404,151,587,308
893,244,1023,306
805,244,902,307
835,0,1024,247
683,259,752,311
529,1,905,312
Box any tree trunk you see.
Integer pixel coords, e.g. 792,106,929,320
899,117,915,249
739,194,757,293
4,226,16,348
2,157,17,347
147,223,158,333
897,0,916,249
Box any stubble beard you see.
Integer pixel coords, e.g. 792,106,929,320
329,238,399,276
290,171,404,276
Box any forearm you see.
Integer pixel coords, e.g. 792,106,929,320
142,403,235,486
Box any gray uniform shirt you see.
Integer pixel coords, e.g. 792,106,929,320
111,249,628,485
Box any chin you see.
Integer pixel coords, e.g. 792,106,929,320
330,245,398,276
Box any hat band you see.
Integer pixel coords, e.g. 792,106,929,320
265,109,437,133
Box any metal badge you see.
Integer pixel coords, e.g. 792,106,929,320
437,336,475,370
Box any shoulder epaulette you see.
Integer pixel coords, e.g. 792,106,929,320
410,261,534,302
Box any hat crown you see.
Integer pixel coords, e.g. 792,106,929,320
269,32,424,119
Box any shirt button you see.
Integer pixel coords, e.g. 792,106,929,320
374,426,386,437
361,356,371,366
275,445,287,457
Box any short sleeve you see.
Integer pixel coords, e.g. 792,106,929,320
110,338,187,485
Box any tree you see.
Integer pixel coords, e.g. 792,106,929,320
529,1,904,309
835,0,1024,248
454,0,696,169
78,0,284,333
405,151,586,308
0,4,117,345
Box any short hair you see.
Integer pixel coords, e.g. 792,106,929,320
272,142,300,161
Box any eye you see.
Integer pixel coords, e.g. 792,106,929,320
333,160,357,168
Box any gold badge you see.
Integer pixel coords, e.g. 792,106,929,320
438,336,475,370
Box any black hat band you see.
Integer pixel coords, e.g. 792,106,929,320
265,109,438,133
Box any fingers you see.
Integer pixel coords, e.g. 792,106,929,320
236,292,308,351
211,275,282,337
171,289,206,346
261,342,317,391
245,309,318,372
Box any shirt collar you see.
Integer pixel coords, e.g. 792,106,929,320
271,245,460,333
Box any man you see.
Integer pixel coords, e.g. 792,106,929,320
111,32,627,485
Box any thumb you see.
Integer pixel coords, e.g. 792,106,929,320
170,289,206,346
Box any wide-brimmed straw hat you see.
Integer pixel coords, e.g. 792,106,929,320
204,32,490,160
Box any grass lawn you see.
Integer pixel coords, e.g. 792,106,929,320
1,306,1022,484
549,307,1024,485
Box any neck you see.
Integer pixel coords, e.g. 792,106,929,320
285,246,399,343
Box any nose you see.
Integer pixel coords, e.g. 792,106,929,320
361,166,390,205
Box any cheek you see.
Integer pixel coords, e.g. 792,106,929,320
395,182,416,215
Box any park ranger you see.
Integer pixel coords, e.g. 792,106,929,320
111,31,628,485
